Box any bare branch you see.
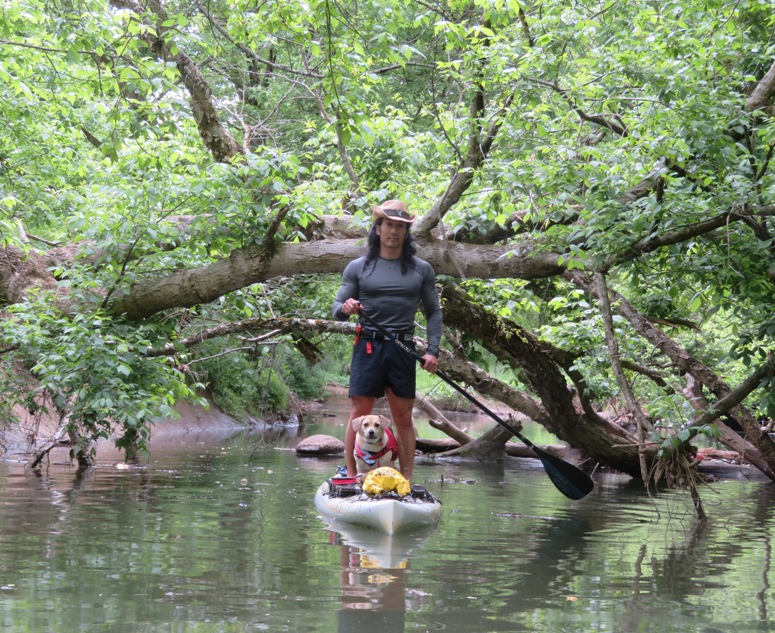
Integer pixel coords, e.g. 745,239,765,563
603,205,775,271
688,360,774,429
144,317,357,357
594,272,653,482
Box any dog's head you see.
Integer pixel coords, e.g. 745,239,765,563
351,414,392,442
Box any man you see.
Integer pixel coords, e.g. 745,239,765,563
332,199,442,482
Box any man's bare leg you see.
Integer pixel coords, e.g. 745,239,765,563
385,387,415,481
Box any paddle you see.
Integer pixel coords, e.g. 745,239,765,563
356,306,594,500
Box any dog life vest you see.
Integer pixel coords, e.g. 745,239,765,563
355,427,399,466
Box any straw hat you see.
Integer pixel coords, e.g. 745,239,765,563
371,200,415,224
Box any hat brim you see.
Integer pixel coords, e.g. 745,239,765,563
372,206,415,224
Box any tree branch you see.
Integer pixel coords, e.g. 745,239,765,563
414,20,513,237
594,272,653,482
112,0,243,163
747,59,775,112
688,359,774,429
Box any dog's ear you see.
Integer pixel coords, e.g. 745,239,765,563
351,416,364,431
379,415,392,429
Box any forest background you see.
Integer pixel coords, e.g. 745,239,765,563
2,0,775,504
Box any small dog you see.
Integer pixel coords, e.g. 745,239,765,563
352,414,399,475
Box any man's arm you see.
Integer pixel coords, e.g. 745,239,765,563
420,264,442,361
332,260,360,321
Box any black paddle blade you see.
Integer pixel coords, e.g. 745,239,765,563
532,445,594,500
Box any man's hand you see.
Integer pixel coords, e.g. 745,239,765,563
421,353,438,374
341,298,361,315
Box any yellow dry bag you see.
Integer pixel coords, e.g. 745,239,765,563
362,467,411,497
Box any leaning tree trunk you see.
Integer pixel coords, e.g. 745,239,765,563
441,283,647,478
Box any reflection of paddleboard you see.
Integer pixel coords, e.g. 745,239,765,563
314,480,442,535
324,519,437,569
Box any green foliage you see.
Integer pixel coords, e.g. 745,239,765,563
2,0,775,465
282,351,328,400
0,294,200,456
191,337,338,420
196,347,289,421
655,423,721,459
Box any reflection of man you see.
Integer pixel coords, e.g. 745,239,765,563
332,199,443,483
337,539,407,633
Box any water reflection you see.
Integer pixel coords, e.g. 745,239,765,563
326,522,424,632
2,407,775,633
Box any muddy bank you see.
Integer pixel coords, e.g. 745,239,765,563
1,400,255,466
0,374,334,466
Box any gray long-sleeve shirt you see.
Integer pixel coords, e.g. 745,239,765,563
332,256,443,356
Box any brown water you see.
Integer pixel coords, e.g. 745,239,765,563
1,400,774,632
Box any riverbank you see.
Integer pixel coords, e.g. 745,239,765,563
0,373,349,465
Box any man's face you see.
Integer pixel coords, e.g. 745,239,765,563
376,218,409,249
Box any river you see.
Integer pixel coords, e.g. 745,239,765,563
0,398,773,632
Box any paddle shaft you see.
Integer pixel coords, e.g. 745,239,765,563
356,306,594,500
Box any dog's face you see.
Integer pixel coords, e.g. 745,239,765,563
352,414,392,444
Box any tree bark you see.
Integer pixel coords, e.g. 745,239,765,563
107,238,564,318
747,59,775,112
4,207,774,319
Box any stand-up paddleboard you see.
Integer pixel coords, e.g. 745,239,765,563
314,477,441,535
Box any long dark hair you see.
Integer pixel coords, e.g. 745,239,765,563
363,220,417,275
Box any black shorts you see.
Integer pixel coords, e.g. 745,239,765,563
348,338,416,399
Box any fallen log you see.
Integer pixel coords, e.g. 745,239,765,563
414,394,474,444
416,436,577,460
427,418,474,445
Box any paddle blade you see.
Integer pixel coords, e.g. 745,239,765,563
532,445,594,500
